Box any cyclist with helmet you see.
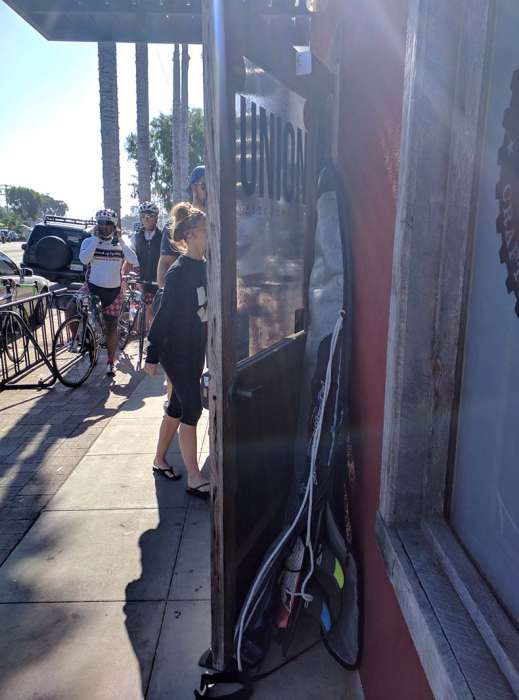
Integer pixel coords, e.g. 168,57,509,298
129,200,163,329
156,165,206,289
79,208,138,376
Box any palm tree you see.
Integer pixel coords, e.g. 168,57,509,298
97,42,121,219
172,43,182,206
135,43,151,203
180,44,190,198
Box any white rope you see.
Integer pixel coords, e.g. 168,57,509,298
296,311,344,604
235,310,345,672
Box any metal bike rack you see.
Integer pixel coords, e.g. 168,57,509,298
0,289,69,390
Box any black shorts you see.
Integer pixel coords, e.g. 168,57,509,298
87,283,121,310
160,358,203,426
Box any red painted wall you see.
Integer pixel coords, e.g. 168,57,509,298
314,2,434,699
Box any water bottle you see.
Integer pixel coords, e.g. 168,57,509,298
129,302,138,324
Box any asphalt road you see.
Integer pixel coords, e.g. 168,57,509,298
0,241,24,266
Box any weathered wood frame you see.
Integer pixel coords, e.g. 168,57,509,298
378,0,519,697
202,0,238,669
201,0,332,671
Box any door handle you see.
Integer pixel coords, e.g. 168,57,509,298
233,384,263,400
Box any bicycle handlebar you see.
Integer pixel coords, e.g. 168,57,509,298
121,275,158,288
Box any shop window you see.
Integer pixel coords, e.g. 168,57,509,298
451,1,519,625
377,0,519,697
235,58,307,359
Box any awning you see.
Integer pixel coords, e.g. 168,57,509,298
4,0,202,43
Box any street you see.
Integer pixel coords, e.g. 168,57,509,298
0,241,24,266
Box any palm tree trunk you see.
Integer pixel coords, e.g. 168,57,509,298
135,42,151,203
172,43,182,206
180,44,190,198
97,42,121,220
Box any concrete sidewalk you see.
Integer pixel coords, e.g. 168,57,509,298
0,367,363,699
0,370,212,699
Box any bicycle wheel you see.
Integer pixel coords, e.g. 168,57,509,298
52,316,98,387
90,296,106,348
1,313,29,364
117,298,130,350
137,305,146,370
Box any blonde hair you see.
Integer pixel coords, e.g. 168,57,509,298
168,202,206,251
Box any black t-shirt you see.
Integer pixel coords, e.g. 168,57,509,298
146,255,207,369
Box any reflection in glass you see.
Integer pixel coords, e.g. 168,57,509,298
235,59,308,359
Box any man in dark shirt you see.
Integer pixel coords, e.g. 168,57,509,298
156,165,207,288
131,201,162,329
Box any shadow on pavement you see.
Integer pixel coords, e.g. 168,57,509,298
0,349,147,697
124,467,186,698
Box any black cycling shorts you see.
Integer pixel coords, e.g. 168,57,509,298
87,283,121,310
160,358,202,427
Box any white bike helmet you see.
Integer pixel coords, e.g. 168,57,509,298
95,208,118,225
138,201,159,216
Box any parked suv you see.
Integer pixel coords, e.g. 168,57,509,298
22,215,96,285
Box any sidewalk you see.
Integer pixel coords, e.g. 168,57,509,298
0,356,363,699
0,361,211,699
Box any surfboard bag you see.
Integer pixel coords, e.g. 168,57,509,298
228,161,361,680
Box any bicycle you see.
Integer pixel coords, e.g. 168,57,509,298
51,292,106,387
1,280,31,363
118,273,157,370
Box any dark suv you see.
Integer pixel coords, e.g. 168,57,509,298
22,216,96,285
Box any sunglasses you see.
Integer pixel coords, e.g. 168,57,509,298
98,221,115,227
142,212,157,218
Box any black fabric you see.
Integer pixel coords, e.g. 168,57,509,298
87,282,120,309
161,357,203,426
134,228,162,284
146,255,207,366
151,287,163,316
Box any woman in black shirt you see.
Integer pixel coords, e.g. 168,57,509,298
144,203,209,498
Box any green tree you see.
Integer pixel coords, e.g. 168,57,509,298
125,108,204,210
40,194,68,217
5,186,68,221
0,207,24,232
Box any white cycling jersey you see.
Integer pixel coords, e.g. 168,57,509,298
79,234,138,289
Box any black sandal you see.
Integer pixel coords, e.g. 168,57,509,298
186,482,210,499
153,466,182,481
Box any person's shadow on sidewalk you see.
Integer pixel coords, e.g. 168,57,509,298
124,458,187,698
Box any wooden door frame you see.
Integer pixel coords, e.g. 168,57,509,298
202,0,335,670
202,0,239,669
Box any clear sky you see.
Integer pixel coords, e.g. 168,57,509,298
0,2,204,218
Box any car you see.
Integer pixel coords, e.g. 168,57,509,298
0,250,52,306
21,215,96,285
0,251,53,360
0,249,53,332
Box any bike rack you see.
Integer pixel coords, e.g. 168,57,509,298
0,289,68,390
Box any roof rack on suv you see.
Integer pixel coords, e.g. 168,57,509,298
43,215,96,227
